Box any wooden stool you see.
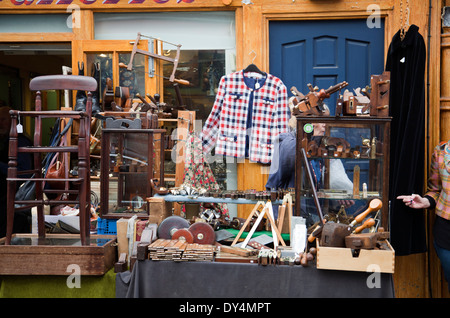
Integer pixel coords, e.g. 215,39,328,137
5,75,97,245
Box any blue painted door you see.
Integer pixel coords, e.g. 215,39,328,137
269,19,385,116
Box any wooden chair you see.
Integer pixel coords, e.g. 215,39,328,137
5,75,97,245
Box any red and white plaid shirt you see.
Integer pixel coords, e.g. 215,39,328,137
201,70,290,164
425,140,450,220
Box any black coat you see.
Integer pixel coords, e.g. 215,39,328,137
386,24,427,255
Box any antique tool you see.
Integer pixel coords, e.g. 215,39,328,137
241,201,286,248
360,85,371,98
134,93,156,111
102,77,115,110
147,239,215,262
320,222,352,247
188,222,216,245
352,217,375,234
151,72,190,86
137,227,155,260
231,201,265,246
229,216,266,232
344,94,357,115
114,253,128,273
308,221,326,243
215,242,256,257
369,71,390,117
345,231,390,250
119,62,190,86
302,146,328,243
150,178,169,195
127,32,181,83
114,86,130,108
277,193,293,235
301,148,325,223
353,165,360,198
349,198,382,227
171,228,194,243
157,215,190,239
370,137,377,159
291,81,348,116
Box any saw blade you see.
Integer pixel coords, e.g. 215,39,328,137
189,222,216,245
171,228,194,243
157,215,190,239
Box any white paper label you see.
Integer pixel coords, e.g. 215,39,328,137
16,123,23,134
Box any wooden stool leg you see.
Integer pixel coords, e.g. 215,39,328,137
78,109,90,245
5,178,16,245
5,113,18,245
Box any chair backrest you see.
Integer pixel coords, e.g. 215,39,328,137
29,75,97,92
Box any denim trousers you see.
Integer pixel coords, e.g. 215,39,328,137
434,240,450,292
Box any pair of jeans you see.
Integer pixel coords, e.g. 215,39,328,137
434,240,450,292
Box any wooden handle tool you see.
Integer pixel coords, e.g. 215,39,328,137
353,165,360,198
352,217,375,234
307,220,326,243
350,198,382,227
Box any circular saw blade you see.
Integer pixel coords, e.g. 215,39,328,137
171,228,194,243
189,222,216,245
157,215,190,239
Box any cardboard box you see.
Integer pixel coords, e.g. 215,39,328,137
316,239,395,273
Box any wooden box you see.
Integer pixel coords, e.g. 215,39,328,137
0,234,117,276
316,239,395,273
147,196,173,225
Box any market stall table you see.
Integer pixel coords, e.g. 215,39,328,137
116,259,395,298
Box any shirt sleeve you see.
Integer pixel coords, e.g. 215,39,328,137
273,82,290,138
424,145,442,203
201,75,227,154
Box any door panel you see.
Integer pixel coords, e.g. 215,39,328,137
269,19,385,116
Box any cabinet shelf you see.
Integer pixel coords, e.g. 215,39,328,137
100,128,166,219
295,115,391,230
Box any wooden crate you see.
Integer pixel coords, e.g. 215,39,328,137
0,234,117,276
147,196,173,225
316,239,395,273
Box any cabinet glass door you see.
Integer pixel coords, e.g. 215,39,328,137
295,116,391,230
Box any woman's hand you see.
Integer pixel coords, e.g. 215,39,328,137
396,194,430,209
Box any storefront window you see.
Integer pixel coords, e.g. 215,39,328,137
86,53,146,101
162,49,225,122
86,53,113,101
0,14,71,33
162,49,231,190
118,53,146,97
93,12,237,214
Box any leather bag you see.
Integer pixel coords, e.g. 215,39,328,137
14,176,36,209
45,134,69,190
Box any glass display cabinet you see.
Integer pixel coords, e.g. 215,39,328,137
295,116,391,231
100,128,166,219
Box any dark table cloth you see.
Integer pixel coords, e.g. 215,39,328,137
116,259,394,298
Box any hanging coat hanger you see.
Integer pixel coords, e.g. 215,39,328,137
243,50,266,75
400,0,410,41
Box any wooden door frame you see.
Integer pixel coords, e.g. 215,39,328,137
74,39,161,103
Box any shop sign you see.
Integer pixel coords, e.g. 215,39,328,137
2,0,197,6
